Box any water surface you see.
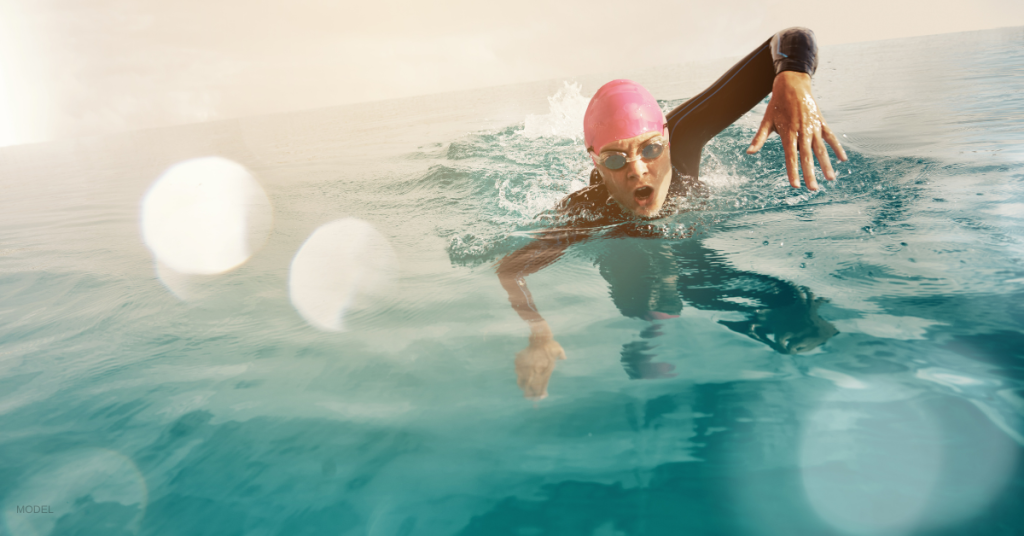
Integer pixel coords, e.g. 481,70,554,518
1,27,1023,536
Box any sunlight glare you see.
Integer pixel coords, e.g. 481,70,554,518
141,157,273,275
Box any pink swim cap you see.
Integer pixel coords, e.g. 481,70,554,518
583,80,667,156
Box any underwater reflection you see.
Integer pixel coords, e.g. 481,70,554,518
498,232,839,398
597,238,838,355
620,322,677,380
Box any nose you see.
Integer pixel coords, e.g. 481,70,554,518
624,155,648,180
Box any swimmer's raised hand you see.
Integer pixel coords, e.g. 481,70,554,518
747,71,848,191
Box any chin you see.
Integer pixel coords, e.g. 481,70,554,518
633,203,663,218
635,194,668,218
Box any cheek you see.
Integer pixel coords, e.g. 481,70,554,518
654,161,671,188
656,150,672,179
606,174,633,202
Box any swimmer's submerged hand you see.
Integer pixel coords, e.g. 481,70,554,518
747,71,848,190
514,324,566,400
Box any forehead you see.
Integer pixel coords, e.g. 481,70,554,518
600,131,664,153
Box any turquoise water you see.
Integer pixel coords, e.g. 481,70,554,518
1,27,1023,535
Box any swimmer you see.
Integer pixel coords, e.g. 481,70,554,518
496,28,846,399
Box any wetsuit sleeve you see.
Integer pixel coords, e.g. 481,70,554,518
771,27,818,76
665,27,818,179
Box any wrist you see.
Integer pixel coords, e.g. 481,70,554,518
773,71,812,95
775,70,811,83
528,319,553,340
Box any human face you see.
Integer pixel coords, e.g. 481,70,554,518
592,131,672,218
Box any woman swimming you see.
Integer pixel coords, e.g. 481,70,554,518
496,27,847,399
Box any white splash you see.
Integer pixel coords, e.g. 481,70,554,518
520,81,590,140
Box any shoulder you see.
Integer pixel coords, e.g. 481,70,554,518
557,183,607,213
551,183,625,227
559,167,607,211
667,168,707,200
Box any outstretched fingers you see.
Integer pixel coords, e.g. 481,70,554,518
800,135,818,190
822,123,848,162
750,88,845,190
783,133,800,188
813,135,835,181
747,114,774,154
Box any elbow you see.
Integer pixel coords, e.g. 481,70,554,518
495,254,529,280
495,260,520,290
495,258,513,279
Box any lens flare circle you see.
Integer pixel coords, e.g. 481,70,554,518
141,156,272,275
800,397,943,535
2,448,148,536
289,218,397,331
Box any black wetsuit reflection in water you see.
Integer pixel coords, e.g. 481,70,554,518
596,238,837,379
494,28,836,379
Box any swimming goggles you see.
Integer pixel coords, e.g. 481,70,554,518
592,139,669,170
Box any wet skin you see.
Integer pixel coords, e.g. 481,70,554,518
499,70,846,400
747,71,848,190
502,237,841,399
592,131,673,218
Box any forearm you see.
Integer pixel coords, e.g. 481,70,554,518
498,271,544,324
666,27,819,176
495,232,580,332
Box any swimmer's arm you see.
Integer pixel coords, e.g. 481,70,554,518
495,236,574,329
496,233,585,400
747,28,848,190
665,35,778,176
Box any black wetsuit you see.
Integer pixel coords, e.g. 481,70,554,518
495,29,835,369
557,27,819,225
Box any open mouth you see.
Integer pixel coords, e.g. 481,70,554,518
634,186,654,205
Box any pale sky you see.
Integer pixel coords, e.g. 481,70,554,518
1,0,1022,147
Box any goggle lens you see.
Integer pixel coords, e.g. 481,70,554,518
642,141,666,160
601,153,627,170
597,141,668,170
